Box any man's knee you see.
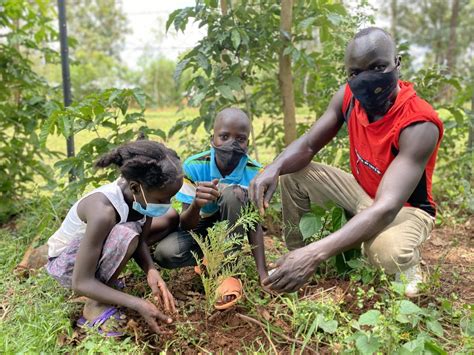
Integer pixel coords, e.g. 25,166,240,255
364,241,418,274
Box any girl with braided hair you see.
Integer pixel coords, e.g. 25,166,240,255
46,140,183,336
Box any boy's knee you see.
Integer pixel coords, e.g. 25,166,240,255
153,232,198,269
219,185,248,207
153,233,181,268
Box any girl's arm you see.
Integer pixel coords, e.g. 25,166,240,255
134,217,176,313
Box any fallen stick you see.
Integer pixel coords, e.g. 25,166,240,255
236,313,318,354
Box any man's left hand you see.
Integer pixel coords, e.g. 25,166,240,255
262,246,322,293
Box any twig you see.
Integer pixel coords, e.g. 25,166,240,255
236,313,318,354
262,325,279,355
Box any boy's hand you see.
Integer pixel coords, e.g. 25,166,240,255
193,179,220,208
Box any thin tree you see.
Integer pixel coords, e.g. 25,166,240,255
279,0,297,146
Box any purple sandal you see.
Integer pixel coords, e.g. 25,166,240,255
77,307,126,337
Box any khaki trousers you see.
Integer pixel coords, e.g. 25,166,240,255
280,163,434,274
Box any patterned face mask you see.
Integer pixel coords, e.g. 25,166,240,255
211,140,247,170
348,68,398,115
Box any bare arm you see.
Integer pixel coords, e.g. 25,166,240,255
263,121,440,293
250,85,346,214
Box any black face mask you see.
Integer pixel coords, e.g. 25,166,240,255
211,139,247,171
348,68,398,115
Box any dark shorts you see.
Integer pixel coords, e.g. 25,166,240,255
46,222,141,288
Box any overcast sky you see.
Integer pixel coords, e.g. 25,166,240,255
121,0,406,68
121,0,205,67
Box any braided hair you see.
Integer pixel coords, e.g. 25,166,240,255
95,140,182,189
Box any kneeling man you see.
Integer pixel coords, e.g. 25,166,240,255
250,27,443,297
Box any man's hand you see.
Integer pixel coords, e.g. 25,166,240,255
136,299,172,334
146,269,176,314
249,168,279,215
193,179,220,208
262,246,324,293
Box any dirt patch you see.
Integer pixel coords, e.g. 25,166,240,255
421,218,473,303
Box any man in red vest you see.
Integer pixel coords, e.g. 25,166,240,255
250,27,443,297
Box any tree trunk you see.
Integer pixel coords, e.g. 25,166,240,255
446,0,460,74
279,0,297,146
390,0,398,43
220,0,228,15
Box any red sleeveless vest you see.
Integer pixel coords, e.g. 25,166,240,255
342,81,443,216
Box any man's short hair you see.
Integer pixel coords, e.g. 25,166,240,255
354,26,393,40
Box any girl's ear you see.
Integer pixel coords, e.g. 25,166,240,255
129,181,140,195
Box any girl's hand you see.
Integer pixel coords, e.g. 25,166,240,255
146,268,176,313
137,299,172,334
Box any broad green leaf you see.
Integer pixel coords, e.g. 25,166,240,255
226,76,243,91
196,52,210,71
132,88,146,109
319,318,338,334
217,85,234,100
426,320,444,337
327,13,342,26
358,310,381,326
173,58,191,82
355,333,381,354
460,315,474,336
166,9,181,31
424,340,447,354
299,212,322,240
331,206,346,231
398,300,422,315
231,29,241,50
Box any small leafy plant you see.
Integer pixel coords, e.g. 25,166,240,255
190,205,261,313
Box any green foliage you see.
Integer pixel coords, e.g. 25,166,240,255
299,202,347,242
191,205,261,313
132,54,191,108
410,68,473,221
42,87,167,198
167,0,371,156
0,0,60,222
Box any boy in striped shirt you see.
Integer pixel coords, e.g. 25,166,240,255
153,108,268,308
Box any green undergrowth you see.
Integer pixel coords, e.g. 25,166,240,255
0,195,472,353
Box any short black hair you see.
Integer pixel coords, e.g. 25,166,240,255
354,26,393,40
95,140,182,189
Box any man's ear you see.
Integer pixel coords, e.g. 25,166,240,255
395,55,402,70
